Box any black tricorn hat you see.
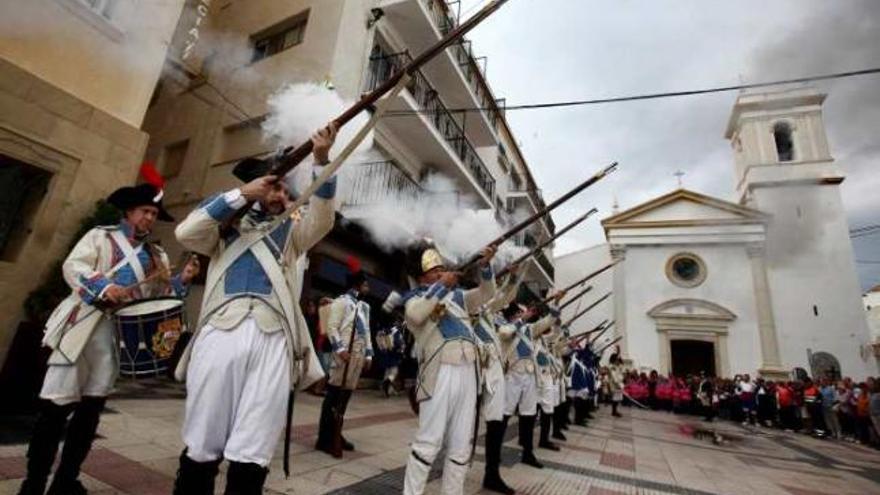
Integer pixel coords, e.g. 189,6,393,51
232,157,273,183
107,183,174,222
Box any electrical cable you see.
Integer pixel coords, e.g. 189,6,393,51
383,66,880,116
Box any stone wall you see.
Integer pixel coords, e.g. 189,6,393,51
0,57,148,366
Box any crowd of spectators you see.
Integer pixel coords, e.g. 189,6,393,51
620,370,880,447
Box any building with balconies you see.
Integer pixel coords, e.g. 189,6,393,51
140,0,555,324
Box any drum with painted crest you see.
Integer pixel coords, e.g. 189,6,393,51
114,297,185,377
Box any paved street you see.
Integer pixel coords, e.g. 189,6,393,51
1,378,879,495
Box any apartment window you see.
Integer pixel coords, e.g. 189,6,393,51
252,11,309,63
161,140,189,179
0,156,52,261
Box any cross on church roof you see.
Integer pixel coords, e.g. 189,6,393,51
674,170,686,188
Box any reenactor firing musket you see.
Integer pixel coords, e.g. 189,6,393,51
496,208,598,279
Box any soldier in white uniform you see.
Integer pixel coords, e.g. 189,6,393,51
315,261,373,458
402,243,497,495
498,298,562,469
18,179,194,495
172,126,337,494
470,267,523,495
535,325,566,450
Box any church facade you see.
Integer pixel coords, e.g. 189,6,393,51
555,88,878,380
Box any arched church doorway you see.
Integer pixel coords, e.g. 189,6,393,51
670,340,716,377
810,351,841,381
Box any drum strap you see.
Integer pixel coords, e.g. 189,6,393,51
108,230,146,282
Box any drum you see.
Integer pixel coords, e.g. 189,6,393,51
114,297,185,377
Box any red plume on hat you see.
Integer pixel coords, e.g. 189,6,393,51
346,255,362,274
140,161,165,202
345,255,366,288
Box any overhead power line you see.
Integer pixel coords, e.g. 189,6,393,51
384,66,880,116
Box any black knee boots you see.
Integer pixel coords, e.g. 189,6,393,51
173,449,221,495
338,389,355,451
559,400,571,431
17,400,76,495
573,398,588,427
482,420,514,495
518,415,543,468
538,411,560,451
612,401,622,417
315,385,339,453
46,396,106,495
552,405,567,441
224,461,269,495
315,386,354,456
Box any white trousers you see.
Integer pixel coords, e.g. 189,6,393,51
40,318,117,405
404,363,477,495
482,361,506,422
504,371,538,416
539,378,559,414
182,318,290,466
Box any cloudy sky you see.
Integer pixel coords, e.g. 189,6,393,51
456,0,880,290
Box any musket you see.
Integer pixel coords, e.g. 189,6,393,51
587,321,615,347
496,208,598,279
563,292,612,328
227,0,514,221
559,284,594,311
568,320,609,343
542,261,617,305
456,162,618,272
596,336,622,356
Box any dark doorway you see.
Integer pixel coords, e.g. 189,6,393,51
670,340,716,377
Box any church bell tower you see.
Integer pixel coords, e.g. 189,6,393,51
724,87,874,378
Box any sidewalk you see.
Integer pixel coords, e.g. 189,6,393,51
2,378,879,494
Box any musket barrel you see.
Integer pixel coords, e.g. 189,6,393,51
559,285,594,310
497,208,597,278
547,261,617,304
458,162,617,271
563,292,612,327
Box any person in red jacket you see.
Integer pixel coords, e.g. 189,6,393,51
777,382,796,431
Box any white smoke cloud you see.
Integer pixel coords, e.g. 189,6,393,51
350,174,529,269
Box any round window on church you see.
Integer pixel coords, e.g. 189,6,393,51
666,253,707,288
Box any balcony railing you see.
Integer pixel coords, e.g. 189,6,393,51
423,0,503,130
366,51,496,200
341,160,421,208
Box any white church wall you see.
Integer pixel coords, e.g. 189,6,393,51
620,243,763,376
554,244,614,341
755,184,877,378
